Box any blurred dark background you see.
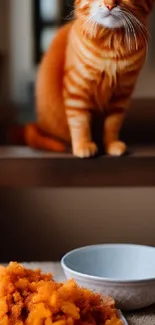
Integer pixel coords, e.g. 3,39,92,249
0,0,75,131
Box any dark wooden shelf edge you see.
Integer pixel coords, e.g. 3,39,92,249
0,146,155,187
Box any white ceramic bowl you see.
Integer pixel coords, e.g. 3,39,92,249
61,244,155,311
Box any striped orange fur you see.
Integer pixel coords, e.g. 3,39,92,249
25,0,154,157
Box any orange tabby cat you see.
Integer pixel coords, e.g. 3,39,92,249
25,0,154,158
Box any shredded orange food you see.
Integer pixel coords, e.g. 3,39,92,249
0,262,123,325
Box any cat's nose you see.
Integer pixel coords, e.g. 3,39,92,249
104,1,118,10
106,4,116,10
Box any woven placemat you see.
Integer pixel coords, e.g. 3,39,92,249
22,262,155,325
125,305,155,325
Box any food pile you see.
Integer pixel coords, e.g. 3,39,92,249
0,262,123,325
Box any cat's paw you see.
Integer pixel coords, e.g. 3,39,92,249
73,142,98,158
106,141,127,156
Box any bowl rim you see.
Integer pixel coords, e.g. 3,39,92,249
61,243,155,284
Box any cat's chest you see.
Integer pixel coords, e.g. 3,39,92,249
69,43,140,80
70,51,138,87
68,29,145,76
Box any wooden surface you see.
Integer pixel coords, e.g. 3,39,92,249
0,98,155,187
0,145,155,187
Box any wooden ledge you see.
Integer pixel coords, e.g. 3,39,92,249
0,146,155,187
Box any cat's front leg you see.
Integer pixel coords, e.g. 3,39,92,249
103,95,131,156
63,70,98,158
104,108,126,156
66,106,98,158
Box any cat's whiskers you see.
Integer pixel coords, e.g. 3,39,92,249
128,15,149,48
82,13,99,38
116,13,133,52
82,10,137,52
64,9,75,21
121,8,149,33
121,8,149,41
120,9,148,60
121,13,138,50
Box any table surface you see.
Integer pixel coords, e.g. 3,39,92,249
1,146,155,187
21,262,155,325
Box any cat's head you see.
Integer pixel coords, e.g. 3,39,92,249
75,0,154,29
